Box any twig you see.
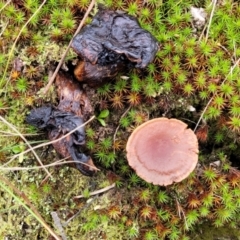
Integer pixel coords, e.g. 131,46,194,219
64,181,116,225
74,183,116,199
40,169,55,186
205,0,217,42
0,175,61,240
43,0,96,94
4,116,95,166
0,116,51,177
194,57,240,132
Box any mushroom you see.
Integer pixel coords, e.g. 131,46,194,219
71,8,158,87
126,118,199,186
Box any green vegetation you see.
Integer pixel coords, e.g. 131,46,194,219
0,0,240,239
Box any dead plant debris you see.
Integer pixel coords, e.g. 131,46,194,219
26,8,158,176
72,8,159,86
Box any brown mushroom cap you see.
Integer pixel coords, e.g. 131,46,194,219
126,118,199,186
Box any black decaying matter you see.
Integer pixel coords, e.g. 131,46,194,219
26,73,97,176
26,8,158,176
72,8,158,86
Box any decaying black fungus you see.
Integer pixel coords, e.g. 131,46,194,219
26,106,53,129
26,72,97,176
26,8,159,177
72,9,158,67
26,106,85,144
72,8,158,86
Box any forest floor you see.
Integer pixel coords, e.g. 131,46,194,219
0,0,240,239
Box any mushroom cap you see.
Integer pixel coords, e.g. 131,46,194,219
126,118,199,186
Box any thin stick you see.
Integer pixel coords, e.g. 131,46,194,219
4,116,95,166
194,57,240,132
205,0,217,42
43,0,96,94
74,183,116,199
0,116,51,177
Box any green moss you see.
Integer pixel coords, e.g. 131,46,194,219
1,0,240,239
192,223,240,240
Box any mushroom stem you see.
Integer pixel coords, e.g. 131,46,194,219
74,61,123,87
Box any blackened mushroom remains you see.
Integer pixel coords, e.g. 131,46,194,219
72,9,158,86
26,72,97,176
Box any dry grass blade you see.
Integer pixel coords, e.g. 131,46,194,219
74,183,116,199
205,0,217,42
194,57,240,132
0,0,48,88
0,130,40,136
0,21,8,37
4,116,95,166
0,115,51,177
0,0,11,13
0,175,61,240
43,0,96,94
0,159,99,172
176,198,188,229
